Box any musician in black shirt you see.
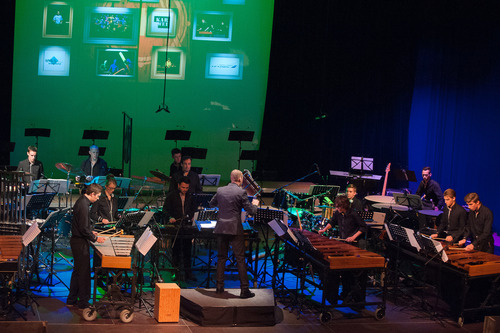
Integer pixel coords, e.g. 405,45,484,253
17,145,44,182
67,184,105,309
431,189,467,242
90,177,120,224
416,166,444,210
459,192,494,253
346,184,363,212
169,156,202,194
318,196,367,307
163,176,198,281
169,148,182,177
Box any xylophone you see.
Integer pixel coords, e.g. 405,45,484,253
299,229,385,270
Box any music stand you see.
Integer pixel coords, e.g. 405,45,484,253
82,129,109,145
25,128,51,148
240,150,259,172
393,193,422,210
192,193,215,208
118,196,134,211
78,146,107,156
228,131,254,169
29,179,68,194
199,174,220,186
165,130,191,148
419,235,448,262
181,147,207,160
26,193,56,218
351,156,373,173
392,169,418,183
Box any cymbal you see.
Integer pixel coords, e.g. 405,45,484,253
131,175,165,185
372,203,410,211
150,170,169,181
365,195,395,204
418,209,443,217
55,162,73,173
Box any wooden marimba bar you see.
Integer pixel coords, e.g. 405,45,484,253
298,229,385,270
443,248,500,277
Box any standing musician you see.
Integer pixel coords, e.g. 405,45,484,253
416,166,444,210
209,170,259,299
163,176,198,281
67,184,105,309
77,145,108,182
17,145,44,182
90,176,120,226
459,192,494,253
169,148,182,177
318,195,367,305
430,189,467,243
169,156,202,194
346,184,363,212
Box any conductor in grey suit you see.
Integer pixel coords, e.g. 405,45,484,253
209,169,259,299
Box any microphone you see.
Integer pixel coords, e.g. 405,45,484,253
314,163,321,176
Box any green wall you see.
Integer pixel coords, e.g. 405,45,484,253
11,0,273,184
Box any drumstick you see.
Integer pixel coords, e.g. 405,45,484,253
97,226,116,235
330,237,358,243
296,208,303,231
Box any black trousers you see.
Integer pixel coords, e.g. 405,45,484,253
68,237,91,306
172,236,193,277
216,234,249,290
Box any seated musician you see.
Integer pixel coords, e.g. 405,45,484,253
169,148,182,177
430,189,467,243
169,156,202,194
346,184,363,212
458,192,494,253
416,167,444,210
76,145,108,182
163,176,198,281
17,145,44,183
90,176,120,226
318,196,368,306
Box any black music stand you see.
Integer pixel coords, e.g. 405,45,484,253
254,208,285,286
393,169,418,183
192,193,215,208
165,130,191,148
26,193,57,219
181,147,207,160
82,129,109,145
393,193,422,210
78,146,107,156
228,131,254,169
25,128,51,148
240,150,259,172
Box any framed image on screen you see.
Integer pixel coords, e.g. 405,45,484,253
205,53,243,80
43,1,73,38
38,45,70,76
151,47,185,80
96,48,136,77
84,7,140,45
193,11,233,42
146,8,178,38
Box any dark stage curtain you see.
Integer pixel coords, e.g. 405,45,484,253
408,3,500,233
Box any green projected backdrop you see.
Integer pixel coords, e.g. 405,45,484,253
11,0,274,182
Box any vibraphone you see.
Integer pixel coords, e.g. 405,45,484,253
275,229,387,322
85,234,136,323
385,239,500,326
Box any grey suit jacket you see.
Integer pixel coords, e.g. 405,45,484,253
210,183,257,235
17,158,44,181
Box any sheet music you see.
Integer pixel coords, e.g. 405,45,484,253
433,239,449,262
135,227,157,256
23,222,41,246
384,223,393,241
404,227,421,251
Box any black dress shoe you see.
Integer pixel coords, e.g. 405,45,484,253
216,287,224,294
240,289,255,299
78,302,92,309
66,300,77,307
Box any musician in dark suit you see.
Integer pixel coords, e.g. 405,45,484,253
431,189,467,243
163,176,198,281
169,156,202,194
209,170,259,298
346,184,363,212
77,145,108,182
318,195,368,307
169,148,182,177
67,184,105,309
416,166,444,210
17,145,44,182
459,192,494,253
90,176,120,225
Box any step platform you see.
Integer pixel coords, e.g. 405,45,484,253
180,288,276,326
